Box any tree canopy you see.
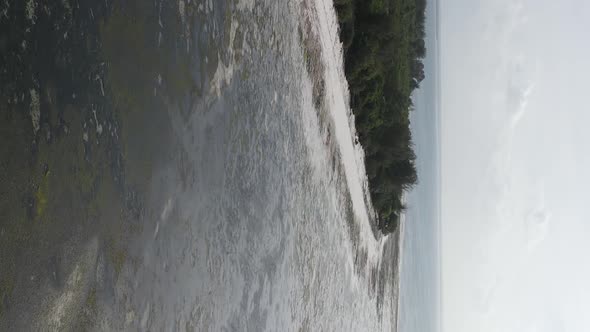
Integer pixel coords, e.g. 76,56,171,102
334,0,427,234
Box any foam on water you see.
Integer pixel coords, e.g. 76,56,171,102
92,1,401,330
305,0,389,282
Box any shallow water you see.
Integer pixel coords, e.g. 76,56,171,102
0,0,400,330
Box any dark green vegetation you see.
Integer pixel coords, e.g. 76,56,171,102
334,0,426,234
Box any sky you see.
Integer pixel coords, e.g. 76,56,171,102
441,0,590,331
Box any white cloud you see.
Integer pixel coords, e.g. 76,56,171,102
525,191,551,252
505,60,535,128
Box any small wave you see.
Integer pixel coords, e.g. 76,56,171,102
299,0,402,326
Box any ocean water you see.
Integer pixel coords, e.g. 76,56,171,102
95,0,400,330
0,0,406,330
398,0,441,331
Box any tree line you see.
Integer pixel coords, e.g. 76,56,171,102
334,0,427,234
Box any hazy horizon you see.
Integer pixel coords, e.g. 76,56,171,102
399,0,442,331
